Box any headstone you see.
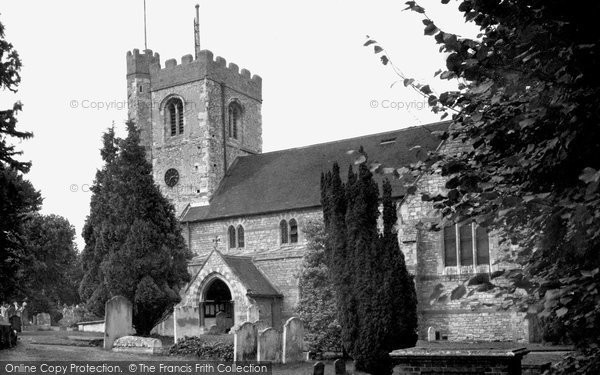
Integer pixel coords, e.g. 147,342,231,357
282,317,304,364
313,362,325,375
216,311,233,333
247,303,260,322
427,326,436,342
36,313,51,326
21,308,30,326
257,327,281,362
334,358,346,375
174,305,201,341
9,316,21,333
104,295,133,349
253,319,269,333
233,321,257,361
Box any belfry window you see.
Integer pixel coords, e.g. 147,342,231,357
228,102,242,139
166,98,184,136
444,222,490,268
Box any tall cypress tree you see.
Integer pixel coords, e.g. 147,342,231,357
80,122,192,335
321,158,418,375
381,179,418,350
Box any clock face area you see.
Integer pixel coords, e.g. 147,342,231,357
164,168,180,187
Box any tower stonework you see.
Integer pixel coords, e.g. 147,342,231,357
126,49,262,215
126,49,160,155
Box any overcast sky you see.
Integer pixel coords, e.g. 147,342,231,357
0,1,477,250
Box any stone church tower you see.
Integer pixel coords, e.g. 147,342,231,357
126,48,263,214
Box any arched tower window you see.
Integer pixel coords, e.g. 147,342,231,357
166,97,184,136
289,219,298,243
228,226,236,248
237,225,245,248
228,102,242,139
280,220,288,244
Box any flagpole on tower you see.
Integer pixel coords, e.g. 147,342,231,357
194,4,201,58
143,0,148,50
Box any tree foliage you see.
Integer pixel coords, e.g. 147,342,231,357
19,214,81,317
296,219,342,355
0,17,42,302
321,160,417,375
367,1,600,371
80,122,192,335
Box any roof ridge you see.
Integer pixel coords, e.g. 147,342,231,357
238,120,451,159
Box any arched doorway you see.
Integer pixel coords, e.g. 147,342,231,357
200,278,234,332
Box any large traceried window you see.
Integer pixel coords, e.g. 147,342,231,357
228,102,242,139
166,97,184,136
444,222,490,268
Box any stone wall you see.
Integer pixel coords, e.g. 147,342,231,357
188,208,321,255
398,138,529,342
187,208,321,321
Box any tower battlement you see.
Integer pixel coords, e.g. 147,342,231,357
126,49,161,76
147,50,262,100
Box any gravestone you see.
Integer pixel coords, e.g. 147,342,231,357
21,308,30,326
9,316,21,333
247,303,260,322
334,358,346,375
216,311,233,333
36,313,51,326
233,321,257,361
427,326,436,342
313,362,325,375
103,295,133,349
253,319,269,333
282,317,304,364
257,327,281,362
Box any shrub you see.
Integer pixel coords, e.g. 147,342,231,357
169,337,234,361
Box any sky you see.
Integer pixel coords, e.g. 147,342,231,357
0,1,477,250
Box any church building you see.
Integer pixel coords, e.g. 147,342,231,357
127,42,532,342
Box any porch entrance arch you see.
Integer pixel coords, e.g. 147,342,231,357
199,276,234,331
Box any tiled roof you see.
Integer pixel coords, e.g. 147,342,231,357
181,121,449,223
221,255,281,297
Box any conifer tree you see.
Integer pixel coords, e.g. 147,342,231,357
0,18,42,300
297,220,342,354
321,160,418,375
80,121,192,335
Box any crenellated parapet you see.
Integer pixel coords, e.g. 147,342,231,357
148,50,262,100
126,49,161,77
